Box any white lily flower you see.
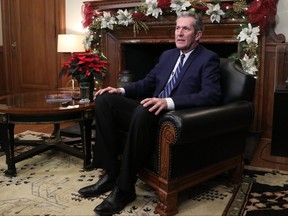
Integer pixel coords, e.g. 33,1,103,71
237,24,260,44
240,54,258,75
170,0,191,14
83,32,94,51
116,9,133,27
100,11,117,30
205,3,225,23
145,0,163,19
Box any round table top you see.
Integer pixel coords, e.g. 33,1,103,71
0,90,94,115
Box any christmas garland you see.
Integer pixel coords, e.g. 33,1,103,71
81,0,277,75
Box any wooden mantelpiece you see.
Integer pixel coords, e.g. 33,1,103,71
84,0,245,44
84,0,287,142
84,0,141,10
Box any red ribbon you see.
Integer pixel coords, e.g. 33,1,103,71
81,3,96,28
157,0,171,9
247,0,276,32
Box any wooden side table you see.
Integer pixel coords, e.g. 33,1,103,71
0,90,94,176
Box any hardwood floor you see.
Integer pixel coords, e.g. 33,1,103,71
250,138,288,171
14,122,77,134
11,123,288,172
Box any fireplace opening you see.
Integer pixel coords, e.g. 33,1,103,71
123,42,238,81
123,43,175,81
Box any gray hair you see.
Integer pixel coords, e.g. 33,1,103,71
176,11,203,32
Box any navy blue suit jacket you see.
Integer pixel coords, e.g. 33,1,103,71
124,44,222,109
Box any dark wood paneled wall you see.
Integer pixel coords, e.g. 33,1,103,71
0,46,5,96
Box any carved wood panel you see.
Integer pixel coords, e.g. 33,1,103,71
0,46,5,96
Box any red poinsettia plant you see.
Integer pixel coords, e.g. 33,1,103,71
59,51,108,82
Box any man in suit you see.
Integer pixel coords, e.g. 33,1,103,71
78,11,222,215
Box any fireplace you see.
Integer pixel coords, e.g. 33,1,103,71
89,1,244,87
101,30,241,87
123,43,175,81
122,42,238,82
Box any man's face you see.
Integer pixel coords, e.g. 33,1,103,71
175,17,202,53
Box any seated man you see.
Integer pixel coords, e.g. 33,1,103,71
78,11,222,215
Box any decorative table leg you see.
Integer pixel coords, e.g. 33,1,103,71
79,109,93,170
0,113,16,176
52,123,61,138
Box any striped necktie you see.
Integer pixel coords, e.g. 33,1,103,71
159,54,185,98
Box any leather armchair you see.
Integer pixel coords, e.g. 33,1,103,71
139,58,256,216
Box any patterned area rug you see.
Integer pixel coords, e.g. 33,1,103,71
0,131,287,216
225,166,288,216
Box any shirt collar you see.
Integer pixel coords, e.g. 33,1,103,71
180,49,193,64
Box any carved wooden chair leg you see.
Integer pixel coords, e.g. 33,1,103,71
228,161,244,184
156,189,178,216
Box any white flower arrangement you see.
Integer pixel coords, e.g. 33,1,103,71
237,23,260,44
237,24,260,75
83,32,94,51
170,0,191,15
240,54,258,75
100,11,117,30
145,0,163,18
116,9,134,27
205,3,225,23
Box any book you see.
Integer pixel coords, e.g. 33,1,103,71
45,93,73,103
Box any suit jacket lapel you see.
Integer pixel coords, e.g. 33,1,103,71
173,45,202,88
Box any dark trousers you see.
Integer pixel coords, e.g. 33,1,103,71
93,93,160,192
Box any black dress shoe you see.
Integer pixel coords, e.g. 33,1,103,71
78,174,115,197
94,186,136,215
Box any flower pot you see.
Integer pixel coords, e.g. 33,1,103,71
77,78,95,102
79,82,90,103
118,70,134,87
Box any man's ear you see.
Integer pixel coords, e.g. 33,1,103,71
195,31,202,41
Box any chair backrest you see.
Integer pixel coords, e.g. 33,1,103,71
220,58,256,104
